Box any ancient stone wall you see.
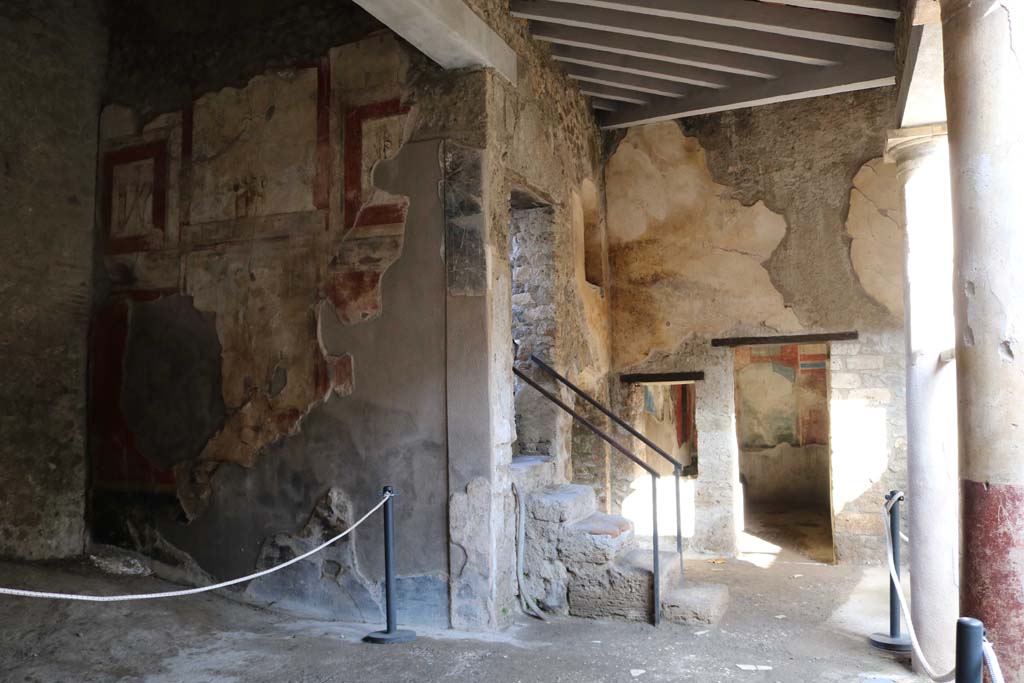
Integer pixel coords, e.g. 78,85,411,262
89,0,608,629
92,32,467,627
0,0,106,559
468,0,610,623
605,90,907,562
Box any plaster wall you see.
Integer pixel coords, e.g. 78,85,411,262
606,91,908,562
87,0,608,629
741,445,831,505
0,0,106,559
91,33,469,626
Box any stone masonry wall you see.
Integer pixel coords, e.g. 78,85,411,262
830,334,907,562
606,89,907,562
470,0,610,624
0,0,107,559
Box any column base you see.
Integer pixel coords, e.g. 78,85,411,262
868,632,912,652
364,629,417,644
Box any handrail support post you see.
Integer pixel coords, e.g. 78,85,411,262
652,473,661,627
674,465,684,578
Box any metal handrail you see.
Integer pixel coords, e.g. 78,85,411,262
530,355,684,469
513,365,663,625
527,355,686,577
513,368,658,477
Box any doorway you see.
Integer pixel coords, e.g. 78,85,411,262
733,343,834,563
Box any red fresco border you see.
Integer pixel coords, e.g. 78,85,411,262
101,140,169,254
343,98,410,230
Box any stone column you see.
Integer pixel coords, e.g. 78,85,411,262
886,126,958,675
940,1,1024,678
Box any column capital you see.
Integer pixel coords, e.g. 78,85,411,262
884,123,948,164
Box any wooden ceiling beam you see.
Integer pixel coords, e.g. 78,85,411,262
549,44,734,88
543,0,894,49
565,64,690,97
600,52,894,128
530,22,792,78
760,0,900,20
577,82,653,104
512,0,878,65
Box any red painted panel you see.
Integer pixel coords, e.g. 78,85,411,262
674,384,685,447
352,202,409,229
90,293,177,491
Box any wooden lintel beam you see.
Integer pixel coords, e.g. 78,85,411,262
710,331,859,348
351,0,516,81
620,371,706,384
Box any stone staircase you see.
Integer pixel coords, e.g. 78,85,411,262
513,456,727,624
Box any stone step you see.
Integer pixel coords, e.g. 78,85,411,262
559,513,635,564
661,582,730,625
567,549,682,622
511,454,557,492
529,484,597,525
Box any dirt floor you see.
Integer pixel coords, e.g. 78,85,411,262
743,502,836,564
0,544,922,683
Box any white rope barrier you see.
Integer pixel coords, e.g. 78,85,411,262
0,492,391,602
983,639,1006,683
881,492,956,682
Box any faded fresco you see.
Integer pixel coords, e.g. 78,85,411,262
734,344,829,450
91,37,415,516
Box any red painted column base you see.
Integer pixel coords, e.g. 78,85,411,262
962,479,1024,681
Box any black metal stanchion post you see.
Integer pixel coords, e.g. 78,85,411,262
869,490,911,652
955,617,984,683
365,486,416,644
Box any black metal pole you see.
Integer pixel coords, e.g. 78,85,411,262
364,486,416,644
674,465,684,577
955,617,984,683
889,493,902,638
652,474,661,626
869,491,910,652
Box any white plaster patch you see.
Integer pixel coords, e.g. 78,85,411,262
606,123,799,367
846,159,905,319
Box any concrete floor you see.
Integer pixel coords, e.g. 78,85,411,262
743,501,836,564
0,550,921,683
